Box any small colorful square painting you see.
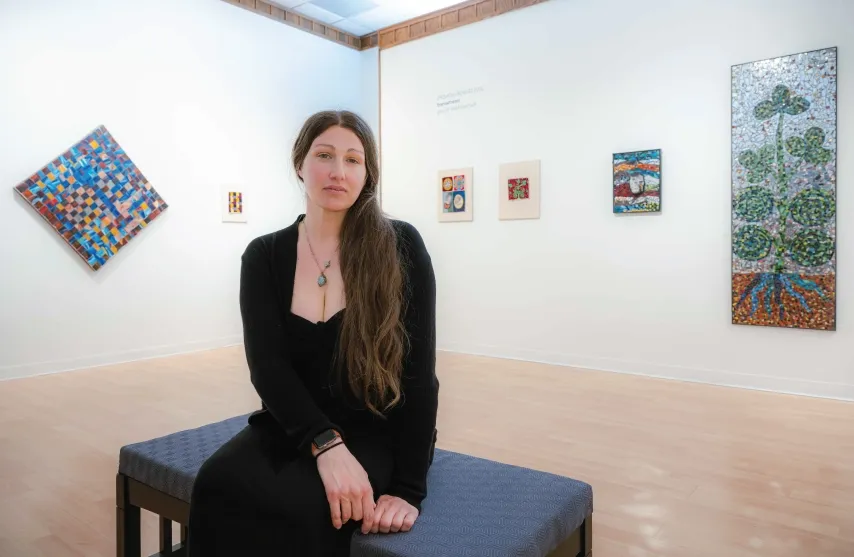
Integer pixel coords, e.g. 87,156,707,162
731,47,837,331
498,160,540,220
612,149,661,213
453,175,465,191
438,167,473,222
13,125,168,271
221,185,247,223
508,178,530,200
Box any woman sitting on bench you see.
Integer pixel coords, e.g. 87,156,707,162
187,110,440,557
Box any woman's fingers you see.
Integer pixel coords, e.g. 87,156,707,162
360,492,375,532
340,495,352,525
401,511,417,532
327,488,342,529
350,491,363,522
390,508,406,533
363,496,419,535
369,503,386,534
365,499,418,534
316,445,384,533
378,503,396,533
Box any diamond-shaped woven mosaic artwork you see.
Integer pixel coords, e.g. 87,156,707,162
14,125,168,270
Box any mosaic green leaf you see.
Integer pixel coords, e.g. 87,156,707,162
783,96,810,115
786,136,806,158
734,186,774,222
753,100,777,120
789,188,835,227
738,144,775,183
789,229,835,267
804,127,832,164
733,225,773,261
772,85,792,106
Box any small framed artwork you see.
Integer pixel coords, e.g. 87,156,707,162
498,160,540,220
612,149,661,213
437,167,473,222
221,185,247,223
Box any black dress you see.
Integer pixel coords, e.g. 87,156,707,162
187,215,439,556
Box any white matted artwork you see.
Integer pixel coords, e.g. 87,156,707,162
498,159,540,220
437,167,473,222
221,185,247,223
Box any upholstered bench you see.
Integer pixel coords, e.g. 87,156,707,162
116,415,593,557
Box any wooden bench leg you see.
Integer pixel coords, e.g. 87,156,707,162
580,514,592,557
160,517,173,553
116,474,141,557
546,512,593,557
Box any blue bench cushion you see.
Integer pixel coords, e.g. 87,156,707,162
118,415,593,557
351,449,592,557
118,414,251,502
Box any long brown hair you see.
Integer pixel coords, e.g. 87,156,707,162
292,110,406,417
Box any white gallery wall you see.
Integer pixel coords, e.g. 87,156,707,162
379,0,854,399
360,46,381,141
0,0,375,379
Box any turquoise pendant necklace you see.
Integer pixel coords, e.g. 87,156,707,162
316,261,331,287
304,221,336,288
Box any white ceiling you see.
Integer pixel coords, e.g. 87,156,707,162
267,0,464,36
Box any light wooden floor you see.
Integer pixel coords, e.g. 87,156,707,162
1,347,853,556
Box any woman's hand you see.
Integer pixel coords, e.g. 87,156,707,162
363,494,419,534
316,444,376,531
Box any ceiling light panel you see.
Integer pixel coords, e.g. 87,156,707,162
290,3,344,24
265,0,306,9
309,0,379,18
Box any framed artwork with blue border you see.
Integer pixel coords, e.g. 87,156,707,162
612,149,661,214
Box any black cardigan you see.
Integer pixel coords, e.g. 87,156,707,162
239,214,439,511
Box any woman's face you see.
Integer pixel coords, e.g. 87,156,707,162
298,125,367,212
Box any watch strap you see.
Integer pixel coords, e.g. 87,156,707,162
311,429,342,455
314,439,344,458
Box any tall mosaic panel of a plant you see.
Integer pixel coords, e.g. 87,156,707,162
731,47,837,331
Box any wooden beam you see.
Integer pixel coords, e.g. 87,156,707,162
220,0,366,50
375,0,551,50
221,0,551,52
360,32,379,50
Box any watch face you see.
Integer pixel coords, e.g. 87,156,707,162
314,430,338,446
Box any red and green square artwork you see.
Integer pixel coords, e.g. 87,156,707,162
508,178,529,200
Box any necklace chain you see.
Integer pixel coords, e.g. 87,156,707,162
303,220,338,288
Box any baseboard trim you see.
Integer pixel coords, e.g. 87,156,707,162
438,342,854,402
6,338,850,402
0,335,243,381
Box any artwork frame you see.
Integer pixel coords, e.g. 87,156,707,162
13,125,168,271
612,149,661,213
221,185,247,223
437,167,473,222
498,159,540,220
731,46,838,331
